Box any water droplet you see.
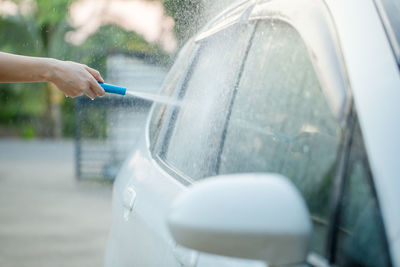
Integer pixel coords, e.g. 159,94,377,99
123,209,130,221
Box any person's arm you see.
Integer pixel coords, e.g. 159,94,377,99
0,52,105,99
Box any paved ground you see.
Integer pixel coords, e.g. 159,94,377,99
0,139,113,267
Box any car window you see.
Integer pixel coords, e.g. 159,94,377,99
218,21,342,256
334,122,391,267
161,23,256,180
148,39,197,148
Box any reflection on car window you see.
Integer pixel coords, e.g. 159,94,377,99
218,21,342,256
163,24,255,180
335,122,391,267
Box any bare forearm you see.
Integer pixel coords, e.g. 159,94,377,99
0,52,55,83
0,52,105,99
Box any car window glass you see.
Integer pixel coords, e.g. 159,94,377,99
335,122,391,267
218,21,342,256
149,40,197,147
162,24,255,180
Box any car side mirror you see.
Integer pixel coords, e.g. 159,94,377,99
167,173,312,266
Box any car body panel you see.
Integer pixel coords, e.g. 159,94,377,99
105,130,270,267
104,143,184,266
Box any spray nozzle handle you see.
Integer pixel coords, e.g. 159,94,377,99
98,82,126,96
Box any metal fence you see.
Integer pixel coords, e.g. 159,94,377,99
74,54,168,180
74,96,152,180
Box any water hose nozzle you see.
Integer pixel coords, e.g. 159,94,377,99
98,82,126,96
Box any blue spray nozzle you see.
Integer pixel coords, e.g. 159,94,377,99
98,82,126,96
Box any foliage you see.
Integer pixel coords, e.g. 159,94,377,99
164,0,204,45
77,25,171,75
35,0,72,25
61,97,75,137
0,15,39,55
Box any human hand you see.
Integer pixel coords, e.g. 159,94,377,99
47,59,105,99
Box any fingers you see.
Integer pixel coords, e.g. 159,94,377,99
88,75,105,97
84,65,104,83
84,86,97,100
58,62,105,99
62,83,97,99
63,81,97,100
83,65,105,99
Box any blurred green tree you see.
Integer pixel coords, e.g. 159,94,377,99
163,0,238,46
163,0,204,45
0,0,76,138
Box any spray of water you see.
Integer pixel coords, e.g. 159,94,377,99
125,90,181,106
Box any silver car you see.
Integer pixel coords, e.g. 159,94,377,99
105,0,400,266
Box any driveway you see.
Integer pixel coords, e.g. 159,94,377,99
0,139,112,267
